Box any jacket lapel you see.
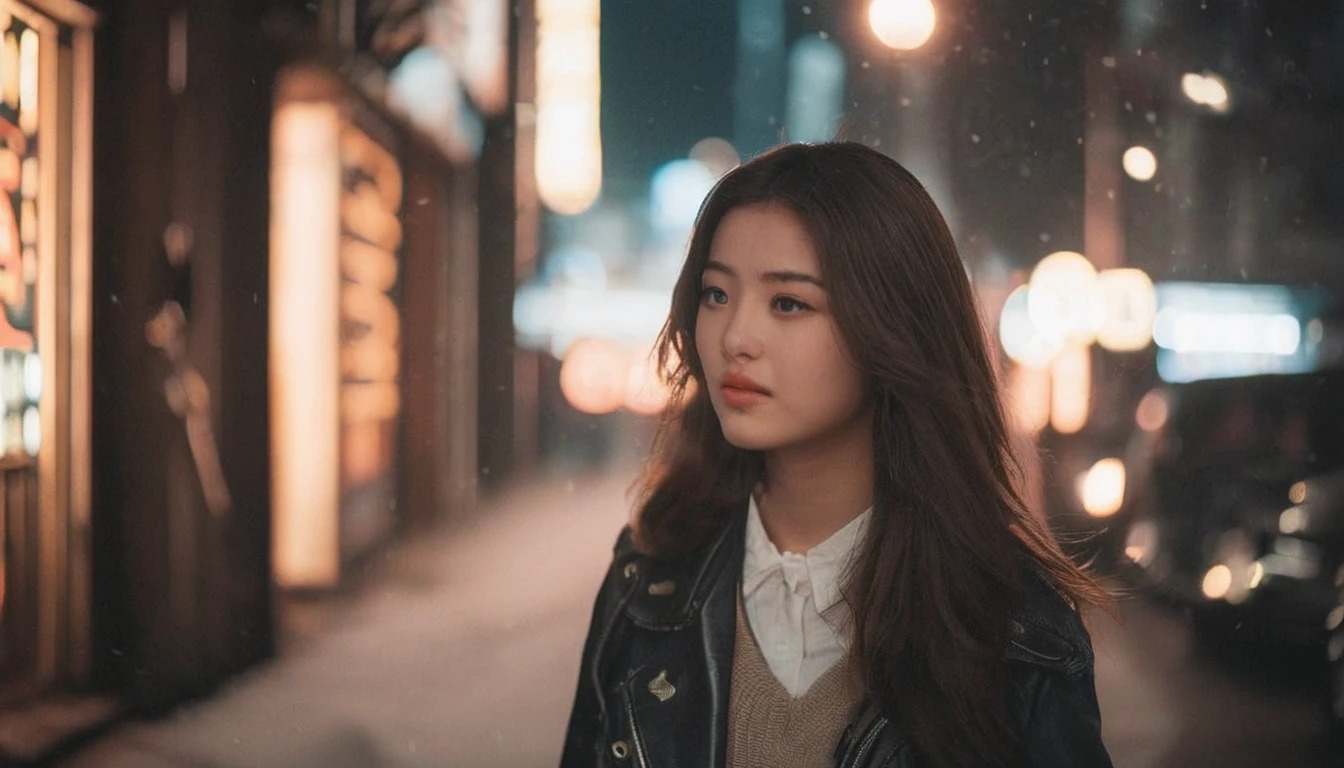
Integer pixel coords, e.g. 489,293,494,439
621,511,745,768
699,544,738,768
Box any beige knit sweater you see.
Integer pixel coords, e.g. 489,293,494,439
726,595,862,768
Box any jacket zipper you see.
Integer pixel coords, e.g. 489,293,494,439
592,580,640,767
622,684,651,767
846,715,890,767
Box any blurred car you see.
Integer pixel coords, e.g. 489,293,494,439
1320,474,1344,738
1113,369,1344,651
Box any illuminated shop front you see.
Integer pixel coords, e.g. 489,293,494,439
270,68,409,588
0,0,94,706
268,0,517,590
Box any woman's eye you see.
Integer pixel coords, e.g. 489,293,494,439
773,296,810,313
700,286,728,306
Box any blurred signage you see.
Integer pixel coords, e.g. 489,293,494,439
338,111,404,555
350,0,509,162
339,129,402,438
355,0,427,65
1152,282,1336,383
270,68,405,588
534,0,601,213
0,14,42,460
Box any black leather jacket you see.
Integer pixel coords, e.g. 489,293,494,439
559,512,1114,768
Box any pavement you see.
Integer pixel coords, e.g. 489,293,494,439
60,462,1335,767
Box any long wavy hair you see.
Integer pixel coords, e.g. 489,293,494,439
633,142,1112,767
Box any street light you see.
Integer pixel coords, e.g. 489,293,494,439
536,0,602,215
1027,251,1104,344
868,0,936,51
1122,146,1157,182
1181,72,1230,113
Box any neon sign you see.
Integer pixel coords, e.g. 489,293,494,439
339,123,402,487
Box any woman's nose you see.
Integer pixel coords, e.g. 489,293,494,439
721,307,763,360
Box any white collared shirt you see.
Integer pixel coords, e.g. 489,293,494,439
741,494,871,697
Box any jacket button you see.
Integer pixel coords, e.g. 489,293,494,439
611,740,630,759
623,562,638,579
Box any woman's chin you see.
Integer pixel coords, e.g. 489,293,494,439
718,424,780,452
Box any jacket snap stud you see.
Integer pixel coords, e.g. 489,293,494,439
647,669,676,702
648,579,676,596
610,740,630,759
623,562,638,579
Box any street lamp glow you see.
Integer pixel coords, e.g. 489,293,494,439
536,0,602,215
868,0,936,51
560,338,629,415
999,285,1067,368
1122,146,1157,181
1202,564,1233,600
1096,268,1157,352
1028,251,1104,344
1181,72,1230,112
1079,458,1126,518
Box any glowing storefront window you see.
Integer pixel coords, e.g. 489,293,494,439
271,68,407,589
0,12,40,459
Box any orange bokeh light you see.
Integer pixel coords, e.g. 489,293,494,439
624,345,673,416
560,338,630,415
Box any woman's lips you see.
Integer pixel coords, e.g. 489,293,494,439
719,373,769,408
721,384,769,408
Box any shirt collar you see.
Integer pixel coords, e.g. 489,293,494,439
742,494,871,614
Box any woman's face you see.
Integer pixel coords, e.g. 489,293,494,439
695,203,871,453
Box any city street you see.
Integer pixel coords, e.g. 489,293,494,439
64,464,1336,767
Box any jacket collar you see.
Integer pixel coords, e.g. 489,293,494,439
621,509,747,631
621,511,1092,678
1006,565,1096,681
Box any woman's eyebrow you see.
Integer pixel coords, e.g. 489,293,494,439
760,270,825,288
703,260,825,288
702,260,736,278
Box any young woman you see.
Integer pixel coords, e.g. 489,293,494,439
560,142,1114,768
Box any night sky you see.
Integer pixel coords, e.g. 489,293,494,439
595,0,1344,285
600,0,739,201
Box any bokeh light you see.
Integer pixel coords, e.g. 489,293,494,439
536,0,603,214
868,0,937,51
1288,481,1308,505
1124,520,1159,567
1279,506,1306,535
1153,309,1301,355
1122,145,1157,181
650,159,717,236
23,352,39,402
623,344,674,416
1096,268,1157,351
1050,342,1091,435
1079,457,1126,518
689,137,740,178
999,285,1068,367
1135,389,1169,432
559,338,630,415
1202,564,1233,599
1181,72,1230,112
1028,251,1104,344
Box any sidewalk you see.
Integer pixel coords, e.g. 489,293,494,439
60,460,1334,768
63,466,641,768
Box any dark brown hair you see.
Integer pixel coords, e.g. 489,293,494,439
634,142,1112,767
